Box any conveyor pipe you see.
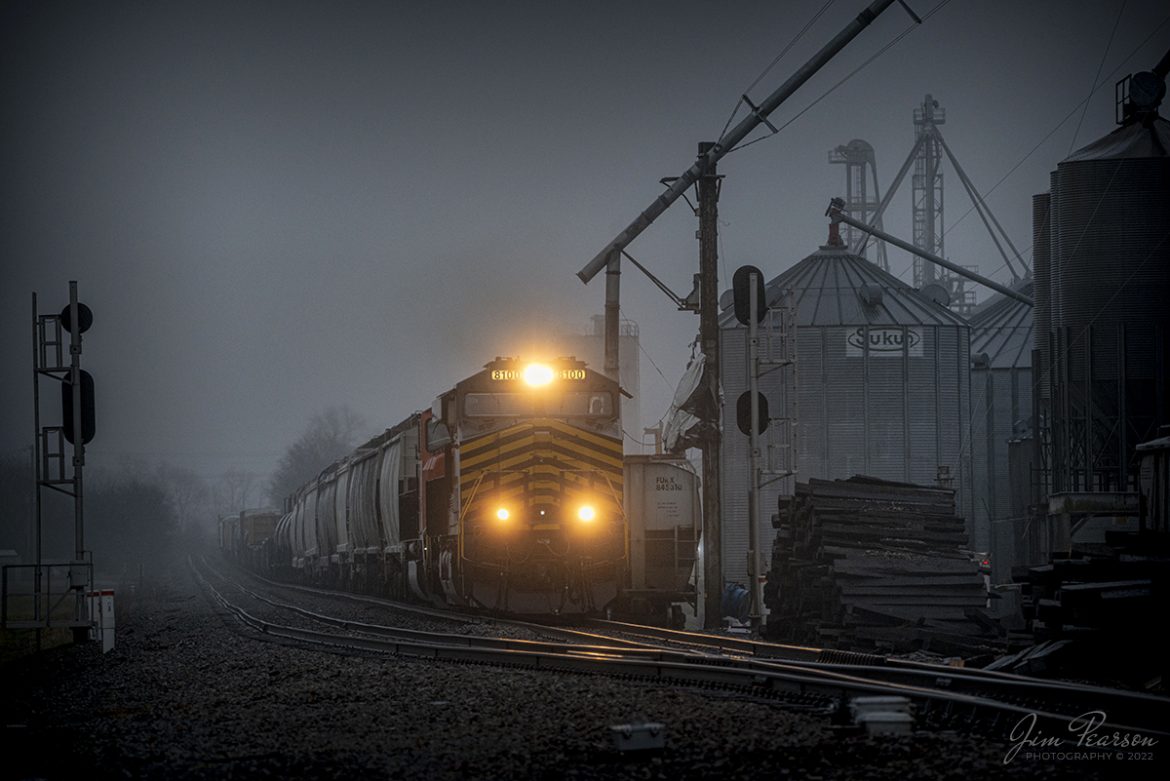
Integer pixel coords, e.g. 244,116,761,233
827,201,1033,306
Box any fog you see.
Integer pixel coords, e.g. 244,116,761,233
2,0,1166,503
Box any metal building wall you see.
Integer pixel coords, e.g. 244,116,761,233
970,362,1032,579
969,284,1033,571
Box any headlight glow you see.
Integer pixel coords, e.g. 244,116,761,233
577,505,596,523
496,507,510,521
522,363,555,387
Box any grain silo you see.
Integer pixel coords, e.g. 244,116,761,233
719,233,973,584
968,280,1033,581
1043,81,1170,493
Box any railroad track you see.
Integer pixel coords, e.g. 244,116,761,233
192,556,1170,738
221,561,663,650
580,618,1170,729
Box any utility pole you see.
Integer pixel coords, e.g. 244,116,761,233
697,142,722,629
604,255,621,382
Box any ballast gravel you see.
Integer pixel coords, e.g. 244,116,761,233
2,558,1137,780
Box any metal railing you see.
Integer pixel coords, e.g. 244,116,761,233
1,561,92,630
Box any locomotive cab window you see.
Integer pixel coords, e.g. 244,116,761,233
464,391,614,418
557,391,614,417
465,393,537,417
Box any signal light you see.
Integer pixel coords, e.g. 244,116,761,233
62,370,96,445
736,390,769,436
732,264,768,325
577,505,596,523
59,302,94,335
496,507,510,522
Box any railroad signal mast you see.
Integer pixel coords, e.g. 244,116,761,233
10,281,97,643
731,267,798,628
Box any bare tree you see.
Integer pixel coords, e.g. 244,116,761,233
88,471,177,577
268,406,367,505
213,468,259,517
154,463,211,535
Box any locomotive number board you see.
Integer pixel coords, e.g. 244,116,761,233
490,368,587,381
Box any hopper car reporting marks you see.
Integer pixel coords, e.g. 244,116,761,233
257,357,630,616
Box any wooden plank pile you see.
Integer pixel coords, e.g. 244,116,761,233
991,537,1170,682
1013,545,1166,636
764,475,999,655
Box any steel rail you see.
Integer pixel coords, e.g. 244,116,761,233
200,559,691,661
207,559,1169,732
234,563,659,650
583,618,1170,731
192,558,1168,738
210,558,1170,733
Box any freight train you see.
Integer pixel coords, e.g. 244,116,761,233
220,356,697,618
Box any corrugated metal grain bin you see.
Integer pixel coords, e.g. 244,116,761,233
719,240,973,583
1046,116,1170,492
969,281,1033,580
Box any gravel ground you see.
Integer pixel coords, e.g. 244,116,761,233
3,558,1160,780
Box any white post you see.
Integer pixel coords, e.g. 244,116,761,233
87,588,116,653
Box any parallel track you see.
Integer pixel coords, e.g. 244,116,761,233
193,556,1170,737
580,618,1170,731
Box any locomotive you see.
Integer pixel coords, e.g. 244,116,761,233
218,508,281,572
261,356,629,615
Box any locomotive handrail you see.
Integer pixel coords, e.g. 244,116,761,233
457,470,489,565
599,471,630,564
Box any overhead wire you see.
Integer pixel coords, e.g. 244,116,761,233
951,157,1120,467
618,305,674,397
1068,0,1128,156
717,0,838,142
955,158,1152,482
616,304,688,445
914,11,1170,288
999,226,1170,491
726,0,955,156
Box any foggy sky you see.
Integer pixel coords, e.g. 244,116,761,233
3,0,1167,488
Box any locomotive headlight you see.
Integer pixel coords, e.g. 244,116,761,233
576,504,597,523
522,363,555,387
495,507,510,522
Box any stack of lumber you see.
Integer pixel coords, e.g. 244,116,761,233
992,536,1170,682
1014,544,1167,636
764,475,998,655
